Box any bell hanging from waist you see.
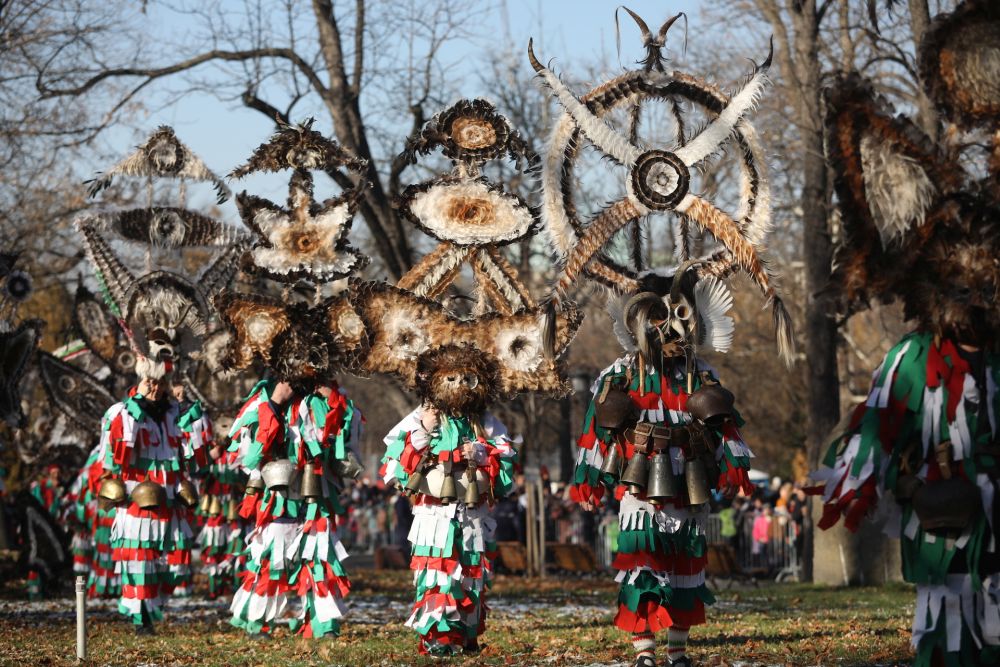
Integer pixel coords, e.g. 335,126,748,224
245,475,265,495
404,467,425,496
685,457,712,506
198,492,212,513
621,452,649,495
98,477,127,507
300,468,323,503
600,442,624,478
208,494,223,516
130,481,167,510
177,479,199,509
439,471,458,505
646,451,678,505
463,471,481,506
225,499,238,522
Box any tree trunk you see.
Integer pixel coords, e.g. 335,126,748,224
789,0,841,583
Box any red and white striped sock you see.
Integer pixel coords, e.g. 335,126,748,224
665,625,690,662
632,631,656,657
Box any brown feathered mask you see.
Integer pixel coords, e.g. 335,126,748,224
827,3,1000,349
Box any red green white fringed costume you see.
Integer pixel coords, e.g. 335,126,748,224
74,439,121,598
813,332,1000,667
102,392,205,626
66,453,96,578
228,380,358,638
381,410,516,655
570,356,753,639
181,401,245,599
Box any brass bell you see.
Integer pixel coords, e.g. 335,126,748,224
600,442,624,478
687,384,735,425
225,499,238,522
208,494,223,516
620,452,649,494
300,468,323,502
404,468,425,496
245,475,265,495
198,492,212,513
595,388,637,429
646,452,678,505
177,479,199,508
439,472,458,505
130,481,167,510
261,459,295,491
98,477,127,506
684,458,712,506
463,472,481,506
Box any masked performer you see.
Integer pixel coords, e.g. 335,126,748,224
76,125,244,628
217,119,371,639
812,4,1000,665
96,358,202,633
225,378,361,639
381,352,517,656
529,10,792,665
367,95,578,654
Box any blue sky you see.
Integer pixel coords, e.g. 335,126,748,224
101,0,759,219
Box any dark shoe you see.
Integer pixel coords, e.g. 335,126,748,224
667,656,692,667
134,624,155,636
634,655,656,667
462,642,482,655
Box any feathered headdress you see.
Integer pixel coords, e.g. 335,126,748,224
529,9,794,366
827,1,1000,347
395,99,540,316
229,118,370,284
77,126,246,368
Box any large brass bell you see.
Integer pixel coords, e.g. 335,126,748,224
595,388,636,429
245,475,265,495
177,479,199,508
335,451,365,480
131,481,167,510
439,472,458,505
404,467,425,496
98,477,127,506
685,458,712,506
225,499,238,522
687,384,735,425
621,452,649,494
463,471,481,506
208,494,223,516
600,442,624,478
300,468,323,503
646,452,678,505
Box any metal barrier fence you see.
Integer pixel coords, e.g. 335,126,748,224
703,512,801,582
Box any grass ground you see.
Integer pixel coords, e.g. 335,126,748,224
0,572,915,666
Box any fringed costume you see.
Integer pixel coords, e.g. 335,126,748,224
382,411,516,654
812,4,1000,665
228,379,361,639
572,358,753,639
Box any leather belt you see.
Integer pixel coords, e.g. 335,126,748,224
624,422,708,454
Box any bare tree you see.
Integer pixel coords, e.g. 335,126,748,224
27,0,490,281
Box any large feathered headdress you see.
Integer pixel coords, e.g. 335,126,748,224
827,1,1000,347
228,118,370,285
529,9,793,365
77,126,246,369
